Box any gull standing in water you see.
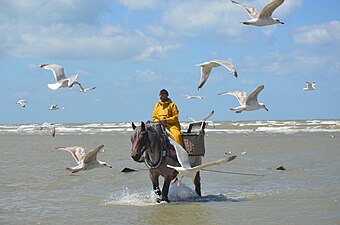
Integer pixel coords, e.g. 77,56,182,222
303,82,316,91
231,0,285,26
55,145,112,173
218,85,268,113
167,138,236,184
16,100,27,107
196,60,238,90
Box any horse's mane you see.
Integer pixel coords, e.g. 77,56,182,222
145,121,164,137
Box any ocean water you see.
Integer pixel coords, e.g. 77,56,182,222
0,120,339,225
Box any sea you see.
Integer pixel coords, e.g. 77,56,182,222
0,120,339,225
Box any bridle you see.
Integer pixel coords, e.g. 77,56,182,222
143,124,167,169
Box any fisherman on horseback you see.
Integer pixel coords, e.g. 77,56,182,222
152,89,184,147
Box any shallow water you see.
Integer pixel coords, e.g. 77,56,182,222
0,121,339,224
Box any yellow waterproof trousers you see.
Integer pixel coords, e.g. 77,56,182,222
168,125,184,147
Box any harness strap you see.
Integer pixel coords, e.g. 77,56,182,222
144,124,178,169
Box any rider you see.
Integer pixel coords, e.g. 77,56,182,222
152,89,184,147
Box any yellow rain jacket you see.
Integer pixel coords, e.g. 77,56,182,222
152,98,184,147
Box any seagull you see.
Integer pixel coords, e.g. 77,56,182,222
196,60,238,90
187,110,215,128
218,85,268,113
231,0,285,26
49,104,59,110
303,82,316,91
202,110,214,122
76,82,96,93
39,122,56,137
55,145,112,173
49,104,65,110
184,95,203,100
167,138,236,184
39,64,79,90
16,100,27,107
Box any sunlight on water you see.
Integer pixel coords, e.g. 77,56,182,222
102,183,271,206
104,188,157,206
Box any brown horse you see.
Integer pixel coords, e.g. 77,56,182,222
131,121,201,203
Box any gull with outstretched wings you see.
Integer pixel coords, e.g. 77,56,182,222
16,99,27,107
231,0,284,26
218,85,268,113
196,60,238,90
167,138,236,184
184,95,203,100
39,64,79,90
55,145,112,173
303,82,316,91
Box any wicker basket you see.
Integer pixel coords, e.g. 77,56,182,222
181,132,205,156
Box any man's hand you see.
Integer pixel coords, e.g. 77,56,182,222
160,120,166,125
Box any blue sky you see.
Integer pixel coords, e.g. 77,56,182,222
0,0,339,124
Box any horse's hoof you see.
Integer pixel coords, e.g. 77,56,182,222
156,197,170,203
154,189,162,196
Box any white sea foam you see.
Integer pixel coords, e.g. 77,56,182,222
104,184,237,205
104,188,156,206
0,120,339,135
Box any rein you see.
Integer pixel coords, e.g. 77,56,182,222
143,125,167,169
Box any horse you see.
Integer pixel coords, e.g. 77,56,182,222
130,121,201,203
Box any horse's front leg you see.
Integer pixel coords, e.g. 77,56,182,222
149,172,161,196
158,176,172,203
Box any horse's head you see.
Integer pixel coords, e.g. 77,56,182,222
131,122,148,162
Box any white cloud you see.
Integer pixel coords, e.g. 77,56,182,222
133,70,162,83
0,19,172,61
294,21,340,46
0,1,174,62
161,0,244,37
160,0,302,38
242,49,339,77
133,44,178,61
0,0,110,25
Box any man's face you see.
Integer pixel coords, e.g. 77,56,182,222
159,92,168,102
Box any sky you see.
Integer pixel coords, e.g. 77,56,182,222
0,0,339,124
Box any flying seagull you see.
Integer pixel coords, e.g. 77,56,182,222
188,110,214,122
184,95,203,100
16,99,27,107
48,104,65,110
196,60,238,90
218,85,268,113
49,104,59,110
202,110,214,122
231,0,284,26
303,82,316,91
167,138,236,184
187,110,215,128
39,64,79,90
55,145,112,173
79,85,96,93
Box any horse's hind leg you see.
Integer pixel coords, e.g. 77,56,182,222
194,171,202,196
